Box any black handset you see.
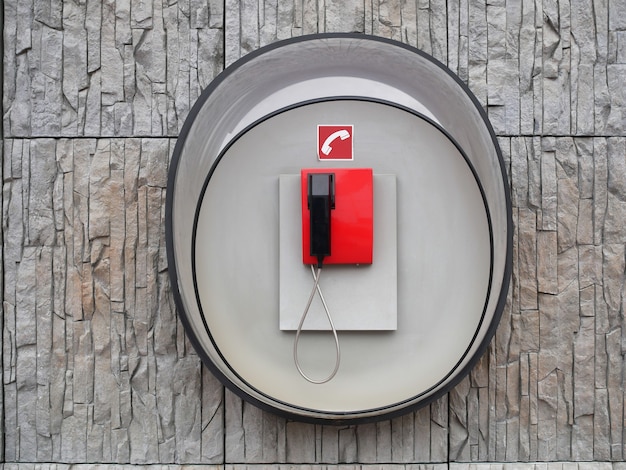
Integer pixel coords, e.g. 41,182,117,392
307,173,335,268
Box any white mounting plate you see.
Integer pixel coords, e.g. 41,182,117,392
279,174,397,331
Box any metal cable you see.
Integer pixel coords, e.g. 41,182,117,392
293,265,341,384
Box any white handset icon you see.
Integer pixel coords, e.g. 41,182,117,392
321,129,350,156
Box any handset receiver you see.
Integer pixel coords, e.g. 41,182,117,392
307,173,335,267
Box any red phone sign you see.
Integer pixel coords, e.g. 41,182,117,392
317,125,353,160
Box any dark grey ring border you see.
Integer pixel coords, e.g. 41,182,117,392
165,33,514,425
191,96,494,419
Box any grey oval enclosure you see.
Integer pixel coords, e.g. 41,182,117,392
166,33,512,424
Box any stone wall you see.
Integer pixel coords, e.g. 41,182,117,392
2,0,626,466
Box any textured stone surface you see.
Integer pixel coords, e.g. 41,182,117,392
4,0,626,137
3,139,224,463
4,0,224,137
2,465,626,470
223,390,448,464
4,464,626,470
3,0,626,467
